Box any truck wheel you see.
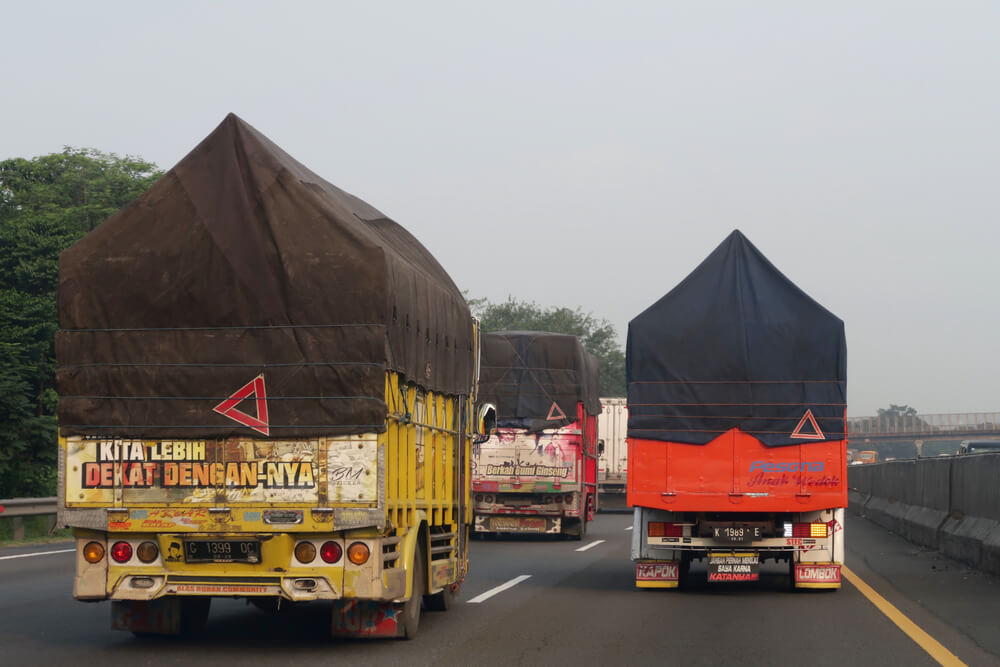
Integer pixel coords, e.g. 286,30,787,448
424,583,456,611
566,518,586,541
678,553,692,589
402,547,425,639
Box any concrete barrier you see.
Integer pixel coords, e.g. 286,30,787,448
848,453,1000,575
941,454,1000,573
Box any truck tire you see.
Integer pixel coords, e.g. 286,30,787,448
678,553,692,589
401,546,425,639
424,583,456,611
565,517,586,541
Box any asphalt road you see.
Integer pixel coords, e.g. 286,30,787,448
2,513,998,666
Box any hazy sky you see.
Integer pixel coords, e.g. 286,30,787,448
3,2,998,417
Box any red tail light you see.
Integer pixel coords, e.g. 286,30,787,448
647,522,683,537
110,541,133,563
320,541,342,563
789,522,829,538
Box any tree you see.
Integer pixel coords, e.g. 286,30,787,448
877,404,918,418
0,148,161,497
469,296,626,396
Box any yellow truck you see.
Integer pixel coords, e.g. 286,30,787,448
56,114,490,638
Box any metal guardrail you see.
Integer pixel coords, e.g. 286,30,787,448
0,497,59,541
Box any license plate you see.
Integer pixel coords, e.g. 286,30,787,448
490,516,547,533
711,525,762,542
707,552,759,582
184,539,261,563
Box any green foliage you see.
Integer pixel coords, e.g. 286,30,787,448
469,296,626,396
0,148,161,497
877,404,918,417
0,514,72,545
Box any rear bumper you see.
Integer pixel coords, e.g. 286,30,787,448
474,514,562,534
73,531,406,603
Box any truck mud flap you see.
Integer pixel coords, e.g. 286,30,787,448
635,561,679,589
793,563,841,589
331,599,405,638
112,598,181,634
475,515,561,534
112,597,210,634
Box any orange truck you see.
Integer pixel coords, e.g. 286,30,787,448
627,231,847,589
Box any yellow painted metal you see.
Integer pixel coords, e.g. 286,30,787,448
65,367,473,605
381,376,466,525
635,580,679,589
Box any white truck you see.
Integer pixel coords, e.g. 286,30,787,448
597,398,628,511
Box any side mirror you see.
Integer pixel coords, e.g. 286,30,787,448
474,403,497,444
597,439,605,456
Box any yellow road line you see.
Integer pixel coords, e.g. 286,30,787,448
842,565,966,667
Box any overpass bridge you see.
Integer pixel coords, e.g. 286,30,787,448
847,411,1000,457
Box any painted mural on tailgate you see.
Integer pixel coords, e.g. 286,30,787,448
472,426,579,484
64,433,379,506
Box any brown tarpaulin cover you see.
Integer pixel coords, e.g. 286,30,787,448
56,113,475,438
478,331,601,433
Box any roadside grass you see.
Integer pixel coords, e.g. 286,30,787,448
0,515,72,547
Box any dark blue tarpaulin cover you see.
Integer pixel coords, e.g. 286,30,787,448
626,230,846,447
479,331,601,433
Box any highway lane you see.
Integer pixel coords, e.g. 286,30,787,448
1,515,998,666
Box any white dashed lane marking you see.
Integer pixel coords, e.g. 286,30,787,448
467,575,532,603
575,540,605,552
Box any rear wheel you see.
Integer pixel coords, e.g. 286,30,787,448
402,546,425,639
678,553,692,589
566,517,587,541
424,583,456,611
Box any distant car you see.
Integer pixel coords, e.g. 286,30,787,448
854,450,879,464
957,439,1000,455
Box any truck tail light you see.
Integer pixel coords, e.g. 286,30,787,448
320,541,342,564
295,541,317,563
136,541,159,563
83,541,105,563
647,522,683,537
347,542,370,565
110,541,133,563
785,522,829,538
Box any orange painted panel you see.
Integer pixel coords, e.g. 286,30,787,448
627,428,846,513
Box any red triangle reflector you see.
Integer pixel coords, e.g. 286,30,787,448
213,374,270,436
546,402,568,421
790,409,824,440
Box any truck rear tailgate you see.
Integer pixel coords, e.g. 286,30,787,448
62,434,380,530
628,428,846,512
